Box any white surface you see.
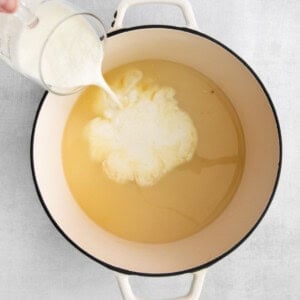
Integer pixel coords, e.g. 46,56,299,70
0,0,299,299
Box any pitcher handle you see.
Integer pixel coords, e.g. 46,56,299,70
115,269,207,300
111,0,199,31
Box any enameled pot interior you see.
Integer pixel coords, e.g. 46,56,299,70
32,27,281,275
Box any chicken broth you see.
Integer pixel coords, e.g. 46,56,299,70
62,59,245,243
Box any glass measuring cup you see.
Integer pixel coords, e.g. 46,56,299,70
0,0,107,95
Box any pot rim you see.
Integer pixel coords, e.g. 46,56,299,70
30,25,282,277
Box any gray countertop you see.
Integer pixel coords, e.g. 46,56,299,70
0,0,299,299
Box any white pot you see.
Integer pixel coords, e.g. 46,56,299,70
31,0,281,299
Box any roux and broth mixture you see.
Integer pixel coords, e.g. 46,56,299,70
62,59,245,243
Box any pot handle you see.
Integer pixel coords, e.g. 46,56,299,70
111,0,199,31
115,269,207,300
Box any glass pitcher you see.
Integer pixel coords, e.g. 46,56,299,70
0,0,107,95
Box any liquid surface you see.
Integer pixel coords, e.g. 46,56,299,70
85,69,198,187
62,60,245,244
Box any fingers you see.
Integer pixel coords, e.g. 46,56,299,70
0,0,18,13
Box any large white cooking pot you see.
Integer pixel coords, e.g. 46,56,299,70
31,0,282,299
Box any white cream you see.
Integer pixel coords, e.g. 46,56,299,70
86,70,198,187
